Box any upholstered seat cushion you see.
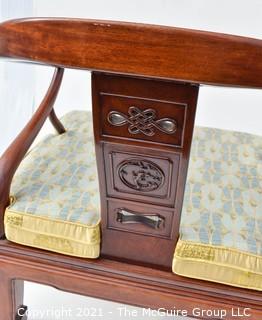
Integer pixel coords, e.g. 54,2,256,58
173,127,262,291
4,111,100,258
4,111,262,290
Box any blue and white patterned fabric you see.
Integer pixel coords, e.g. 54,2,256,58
4,111,262,290
181,126,261,255
4,111,100,258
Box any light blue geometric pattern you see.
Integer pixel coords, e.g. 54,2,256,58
181,126,262,256
8,111,262,259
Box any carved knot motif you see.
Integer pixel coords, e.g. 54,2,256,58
108,106,177,136
118,159,164,192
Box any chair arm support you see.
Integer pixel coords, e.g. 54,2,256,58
0,67,64,237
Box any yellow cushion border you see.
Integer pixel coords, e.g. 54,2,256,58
4,198,101,259
5,224,100,258
7,196,101,229
173,240,262,291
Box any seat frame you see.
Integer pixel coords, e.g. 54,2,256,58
0,18,261,319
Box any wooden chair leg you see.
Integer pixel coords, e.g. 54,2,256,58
0,275,27,320
14,280,27,320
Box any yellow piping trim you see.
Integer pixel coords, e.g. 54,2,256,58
7,196,101,228
5,222,101,245
5,224,100,258
4,201,101,258
173,240,262,291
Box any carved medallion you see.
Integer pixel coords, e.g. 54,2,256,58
118,159,164,192
108,106,177,136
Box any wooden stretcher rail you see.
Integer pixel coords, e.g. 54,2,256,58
0,241,261,320
0,18,261,88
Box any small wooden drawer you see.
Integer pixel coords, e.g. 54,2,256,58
107,199,174,239
104,143,180,207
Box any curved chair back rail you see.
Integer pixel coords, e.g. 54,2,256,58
0,18,262,88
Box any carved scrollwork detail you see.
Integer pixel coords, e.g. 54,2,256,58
118,159,164,192
107,106,177,136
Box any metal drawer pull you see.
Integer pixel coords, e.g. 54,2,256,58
116,208,164,229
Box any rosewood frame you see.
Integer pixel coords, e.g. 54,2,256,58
0,18,261,319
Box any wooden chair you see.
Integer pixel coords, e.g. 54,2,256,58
0,18,261,319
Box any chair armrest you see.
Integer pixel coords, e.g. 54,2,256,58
0,67,64,237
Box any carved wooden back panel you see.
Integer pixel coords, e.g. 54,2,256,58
92,73,199,267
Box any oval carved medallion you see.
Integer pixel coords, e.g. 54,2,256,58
118,159,164,192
